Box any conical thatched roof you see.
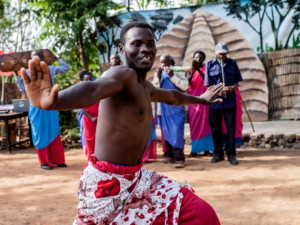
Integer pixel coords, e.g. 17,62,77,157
150,8,268,121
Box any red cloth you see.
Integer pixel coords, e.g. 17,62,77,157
153,187,220,225
89,155,143,174
83,101,99,157
35,135,65,166
142,140,157,163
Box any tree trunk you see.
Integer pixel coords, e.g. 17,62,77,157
77,35,88,70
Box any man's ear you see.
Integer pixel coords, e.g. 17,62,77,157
118,43,124,54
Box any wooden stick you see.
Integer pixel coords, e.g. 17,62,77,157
241,97,255,133
220,60,226,98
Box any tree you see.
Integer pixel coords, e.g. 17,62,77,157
0,0,37,52
134,0,153,10
96,16,123,63
150,10,174,41
224,0,299,53
128,0,169,11
0,0,5,17
177,0,220,7
27,0,121,70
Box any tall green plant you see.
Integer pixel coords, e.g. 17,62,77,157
0,0,36,52
27,0,121,71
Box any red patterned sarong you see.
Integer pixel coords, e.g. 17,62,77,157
73,156,220,225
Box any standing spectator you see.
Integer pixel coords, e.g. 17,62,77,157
187,51,214,157
204,42,243,165
78,70,99,157
152,54,189,168
101,53,122,77
16,50,69,170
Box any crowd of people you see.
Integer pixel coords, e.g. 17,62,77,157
75,42,243,169
16,40,243,171
18,21,244,224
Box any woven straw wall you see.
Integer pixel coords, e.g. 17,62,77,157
262,48,300,120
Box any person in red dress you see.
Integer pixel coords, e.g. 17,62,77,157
78,70,100,157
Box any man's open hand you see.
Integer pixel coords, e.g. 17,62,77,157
20,56,59,110
199,83,225,105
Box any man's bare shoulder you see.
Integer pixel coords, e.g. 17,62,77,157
144,80,155,92
103,65,137,82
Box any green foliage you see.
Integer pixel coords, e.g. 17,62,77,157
20,0,123,144
59,110,81,147
0,0,5,18
178,0,220,7
27,0,121,70
0,0,37,51
264,43,274,52
134,0,153,10
292,33,300,47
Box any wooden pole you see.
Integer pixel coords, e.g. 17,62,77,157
220,60,226,99
241,97,255,133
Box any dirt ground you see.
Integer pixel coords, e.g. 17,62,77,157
0,146,300,225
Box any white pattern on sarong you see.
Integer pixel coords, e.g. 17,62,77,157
73,161,185,225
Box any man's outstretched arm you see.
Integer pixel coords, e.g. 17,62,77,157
21,56,132,111
149,82,224,106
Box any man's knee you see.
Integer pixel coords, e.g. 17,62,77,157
179,187,220,225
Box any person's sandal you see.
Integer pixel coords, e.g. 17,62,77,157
57,164,68,168
174,161,185,168
40,164,52,170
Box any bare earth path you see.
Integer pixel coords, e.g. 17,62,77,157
1,146,300,225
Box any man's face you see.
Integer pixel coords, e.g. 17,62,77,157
194,53,205,65
160,55,172,68
83,75,92,81
216,53,227,61
120,27,156,74
110,54,121,67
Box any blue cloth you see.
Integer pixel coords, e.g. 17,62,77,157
191,135,215,153
147,119,157,147
78,109,86,147
160,72,185,149
29,103,61,149
204,57,243,108
16,59,70,149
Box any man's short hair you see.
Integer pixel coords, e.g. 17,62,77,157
120,21,154,44
78,69,92,80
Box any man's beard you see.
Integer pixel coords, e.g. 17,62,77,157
125,55,152,74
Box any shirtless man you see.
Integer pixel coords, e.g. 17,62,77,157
21,21,223,225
